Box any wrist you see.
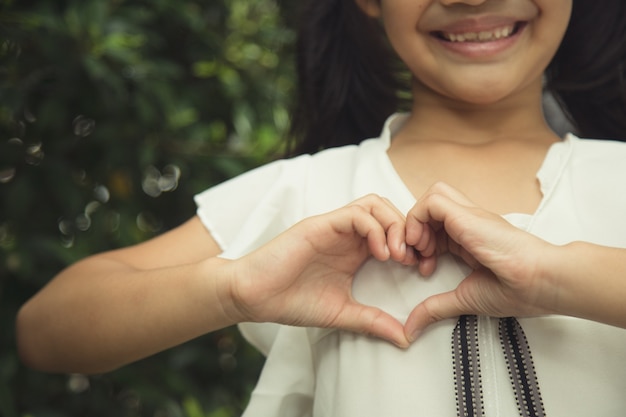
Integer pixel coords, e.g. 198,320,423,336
527,239,574,316
538,241,601,318
199,256,250,327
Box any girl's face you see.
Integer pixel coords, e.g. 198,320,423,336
357,0,572,106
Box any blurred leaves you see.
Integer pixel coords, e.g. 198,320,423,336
1,0,295,415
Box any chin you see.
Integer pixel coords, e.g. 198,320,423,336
466,93,511,106
449,89,514,107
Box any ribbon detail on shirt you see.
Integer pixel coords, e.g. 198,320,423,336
499,317,546,417
453,315,484,417
452,316,546,417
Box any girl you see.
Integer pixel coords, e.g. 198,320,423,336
17,0,626,415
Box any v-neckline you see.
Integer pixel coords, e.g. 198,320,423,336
373,113,574,230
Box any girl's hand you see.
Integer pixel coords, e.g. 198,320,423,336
403,182,558,341
223,194,417,348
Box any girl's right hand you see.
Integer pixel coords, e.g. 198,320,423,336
221,194,417,348
16,194,416,374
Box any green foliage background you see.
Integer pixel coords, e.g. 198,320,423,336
0,1,298,415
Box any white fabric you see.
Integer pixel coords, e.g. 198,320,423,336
194,114,626,416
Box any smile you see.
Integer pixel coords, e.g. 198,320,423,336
435,22,523,43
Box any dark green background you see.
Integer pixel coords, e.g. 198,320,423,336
1,1,298,415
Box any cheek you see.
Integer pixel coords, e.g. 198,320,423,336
533,9,571,67
381,20,431,72
380,0,428,46
536,0,572,45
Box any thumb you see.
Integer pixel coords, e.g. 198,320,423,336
404,291,466,342
340,304,411,348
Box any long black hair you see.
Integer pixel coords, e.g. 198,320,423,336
287,0,626,156
286,0,407,156
546,0,626,141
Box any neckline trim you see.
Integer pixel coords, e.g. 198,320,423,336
373,113,575,225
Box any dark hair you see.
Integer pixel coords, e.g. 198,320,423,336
288,0,626,156
286,0,407,156
546,0,626,141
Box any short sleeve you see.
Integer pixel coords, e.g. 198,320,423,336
193,156,311,354
194,155,310,258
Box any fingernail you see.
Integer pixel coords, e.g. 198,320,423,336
392,337,410,349
407,328,420,343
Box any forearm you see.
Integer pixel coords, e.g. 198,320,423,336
15,197,444,370
545,241,626,328
16,255,236,374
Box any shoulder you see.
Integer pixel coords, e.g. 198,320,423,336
568,134,626,157
540,135,626,246
193,137,388,247
563,134,626,175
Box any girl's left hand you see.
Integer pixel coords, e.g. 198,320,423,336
403,182,558,341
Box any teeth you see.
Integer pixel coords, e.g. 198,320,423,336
443,25,515,43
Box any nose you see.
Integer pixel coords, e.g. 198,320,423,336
438,0,488,5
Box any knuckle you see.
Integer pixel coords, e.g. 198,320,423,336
430,181,449,194
359,193,383,205
421,298,445,324
423,191,444,206
349,194,383,212
346,203,368,217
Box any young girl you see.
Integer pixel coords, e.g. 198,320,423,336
17,0,626,415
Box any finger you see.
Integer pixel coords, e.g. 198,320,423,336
405,218,426,247
379,197,413,262
408,182,476,225
404,290,467,342
350,195,409,262
423,182,476,207
400,245,419,266
337,302,411,348
408,194,477,251
405,219,439,279
406,182,472,258
330,202,395,261
341,207,390,260
417,254,438,277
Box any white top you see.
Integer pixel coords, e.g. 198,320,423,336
195,114,626,417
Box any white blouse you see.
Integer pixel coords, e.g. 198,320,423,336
195,114,626,417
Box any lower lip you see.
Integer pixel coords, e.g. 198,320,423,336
433,23,526,59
